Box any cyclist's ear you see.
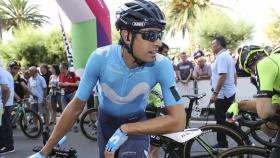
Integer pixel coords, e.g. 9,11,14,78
120,30,130,44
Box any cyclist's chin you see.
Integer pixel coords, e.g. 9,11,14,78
142,56,156,63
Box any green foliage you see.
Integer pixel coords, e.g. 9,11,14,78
111,26,120,44
191,8,253,50
0,25,66,68
158,0,209,38
264,10,280,43
0,0,49,32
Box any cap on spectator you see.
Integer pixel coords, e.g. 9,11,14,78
193,50,205,59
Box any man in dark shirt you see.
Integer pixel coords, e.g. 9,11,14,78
8,60,33,101
40,64,51,89
176,52,194,84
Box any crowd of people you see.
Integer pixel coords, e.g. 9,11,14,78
0,61,84,154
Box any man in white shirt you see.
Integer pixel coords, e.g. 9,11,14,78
210,36,248,148
0,64,15,154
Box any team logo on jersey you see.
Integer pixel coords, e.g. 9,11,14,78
100,82,150,104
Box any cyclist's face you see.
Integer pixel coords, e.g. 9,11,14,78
132,28,162,63
11,66,20,75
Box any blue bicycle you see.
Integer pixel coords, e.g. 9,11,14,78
11,99,43,138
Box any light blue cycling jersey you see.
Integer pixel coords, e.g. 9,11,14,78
76,44,183,117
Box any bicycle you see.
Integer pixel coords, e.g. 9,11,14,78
79,107,98,141
32,131,78,158
152,93,245,158
217,112,280,158
10,99,43,138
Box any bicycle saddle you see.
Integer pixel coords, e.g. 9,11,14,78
163,128,202,143
181,93,206,100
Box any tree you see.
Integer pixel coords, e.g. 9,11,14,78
157,0,230,39
158,0,209,38
191,8,253,50
0,0,49,33
264,10,280,43
0,25,66,67
111,26,120,44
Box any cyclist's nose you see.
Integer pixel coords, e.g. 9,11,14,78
154,38,162,47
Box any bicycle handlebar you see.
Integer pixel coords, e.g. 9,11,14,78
235,111,280,149
33,146,77,158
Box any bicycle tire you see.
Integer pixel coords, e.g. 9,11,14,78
19,108,43,138
184,124,244,158
217,146,268,158
80,108,98,141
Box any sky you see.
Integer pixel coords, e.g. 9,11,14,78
3,0,280,49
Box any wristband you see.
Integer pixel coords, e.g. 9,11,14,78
105,128,128,153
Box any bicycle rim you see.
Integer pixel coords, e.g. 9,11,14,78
80,108,98,141
184,125,244,158
217,146,268,158
19,109,43,138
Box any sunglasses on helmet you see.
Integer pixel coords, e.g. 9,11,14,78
134,31,163,42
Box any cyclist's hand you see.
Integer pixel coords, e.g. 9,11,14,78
26,152,47,158
226,102,240,123
105,128,128,155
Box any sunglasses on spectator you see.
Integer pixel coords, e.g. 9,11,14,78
134,31,163,42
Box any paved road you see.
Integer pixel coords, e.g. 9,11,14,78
1,120,267,158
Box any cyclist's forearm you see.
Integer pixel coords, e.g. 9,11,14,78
14,92,21,101
41,97,86,155
121,105,186,135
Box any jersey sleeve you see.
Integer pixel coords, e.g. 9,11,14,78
255,58,278,98
75,51,103,102
156,58,183,107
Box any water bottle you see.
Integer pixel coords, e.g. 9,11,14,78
191,103,202,118
29,96,35,104
61,88,65,96
49,88,53,96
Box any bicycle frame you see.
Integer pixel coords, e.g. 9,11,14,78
11,101,26,124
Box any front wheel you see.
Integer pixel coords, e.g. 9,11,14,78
19,109,43,138
80,108,98,141
217,146,269,158
184,124,245,158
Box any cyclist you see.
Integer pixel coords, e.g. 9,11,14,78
29,0,185,158
8,60,34,101
227,45,280,136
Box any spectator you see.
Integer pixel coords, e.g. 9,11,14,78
23,70,31,84
0,63,15,154
158,42,169,57
58,63,79,106
193,56,211,80
58,63,79,132
176,52,194,84
28,66,49,132
39,64,51,87
49,64,62,125
210,36,248,148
